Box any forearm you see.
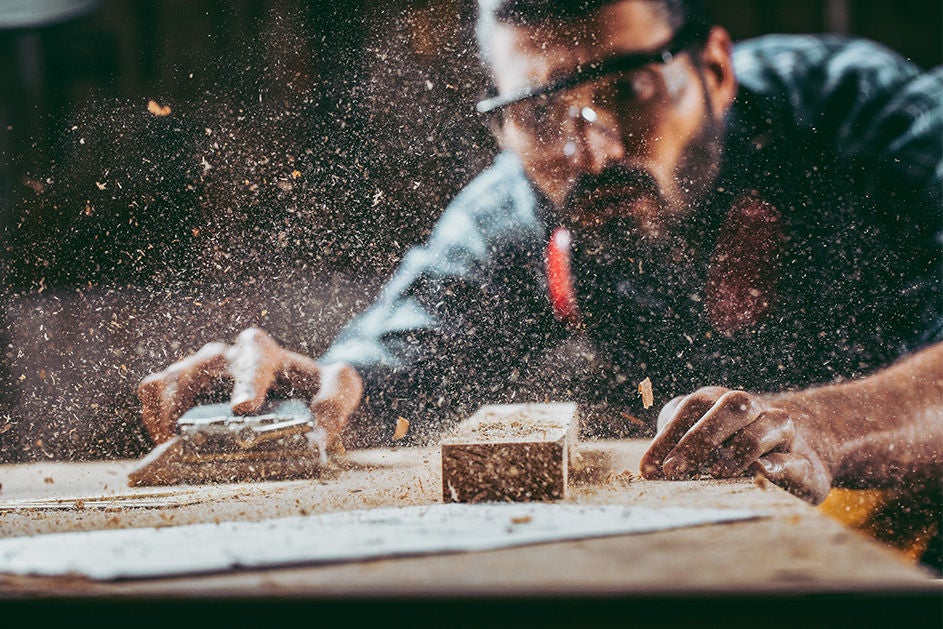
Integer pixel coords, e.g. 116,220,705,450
769,342,943,489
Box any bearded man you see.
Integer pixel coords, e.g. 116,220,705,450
139,0,942,559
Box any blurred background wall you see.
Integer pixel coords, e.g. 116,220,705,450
0,0,939,461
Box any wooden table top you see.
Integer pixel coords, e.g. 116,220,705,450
0,438,936,603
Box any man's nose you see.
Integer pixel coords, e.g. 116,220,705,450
567,106,627,174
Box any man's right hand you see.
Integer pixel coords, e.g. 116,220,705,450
137,327,363,447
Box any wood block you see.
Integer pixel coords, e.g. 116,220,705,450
441,403,578,503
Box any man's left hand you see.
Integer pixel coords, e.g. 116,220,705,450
639,387,833,503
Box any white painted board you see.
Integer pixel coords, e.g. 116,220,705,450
0,503,761,580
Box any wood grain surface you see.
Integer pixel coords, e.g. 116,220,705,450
0,440,936,599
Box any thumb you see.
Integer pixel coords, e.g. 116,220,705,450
227,328,281,414
311,362,363,439
751,453,832,504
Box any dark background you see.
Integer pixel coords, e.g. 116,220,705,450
0,0,940,462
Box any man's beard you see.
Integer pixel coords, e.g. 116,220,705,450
562,114,725,340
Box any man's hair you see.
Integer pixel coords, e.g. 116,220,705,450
476,0,714,66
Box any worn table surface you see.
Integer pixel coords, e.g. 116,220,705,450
0,439,936,602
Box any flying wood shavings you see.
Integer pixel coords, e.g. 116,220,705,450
393,417,410,441
146,100,172,117
620,411,645,427
638,377,654,409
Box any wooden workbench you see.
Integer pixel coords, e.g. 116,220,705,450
0,440,938,627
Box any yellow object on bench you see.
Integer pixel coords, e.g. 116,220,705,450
819,487,940,566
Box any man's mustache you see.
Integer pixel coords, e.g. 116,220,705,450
563,166,663,223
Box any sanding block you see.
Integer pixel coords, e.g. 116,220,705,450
128,399,331,486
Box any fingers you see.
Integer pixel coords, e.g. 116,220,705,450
663,390,764,479
137,341,228,443
656,395,686,433
275,349,323,396
311,362,363,440
708,409,794,477
224,329,324,412
139,328,347,451
637,385,833,505
640,387,729,478
751,452,832,504
641,389,795,481
226,328,282,414
137,374,170,444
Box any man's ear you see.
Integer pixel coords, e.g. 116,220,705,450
698,26,737,120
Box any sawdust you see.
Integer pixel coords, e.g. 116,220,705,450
393,417,410,441
146,100,172,117
3,2,493,465
638,378,654,409
605,469,635,488
455,419,564,442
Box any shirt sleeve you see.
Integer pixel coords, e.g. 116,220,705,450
319,153,564,447
734,35,942,355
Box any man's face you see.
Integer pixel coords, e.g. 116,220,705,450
487,1,732,248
